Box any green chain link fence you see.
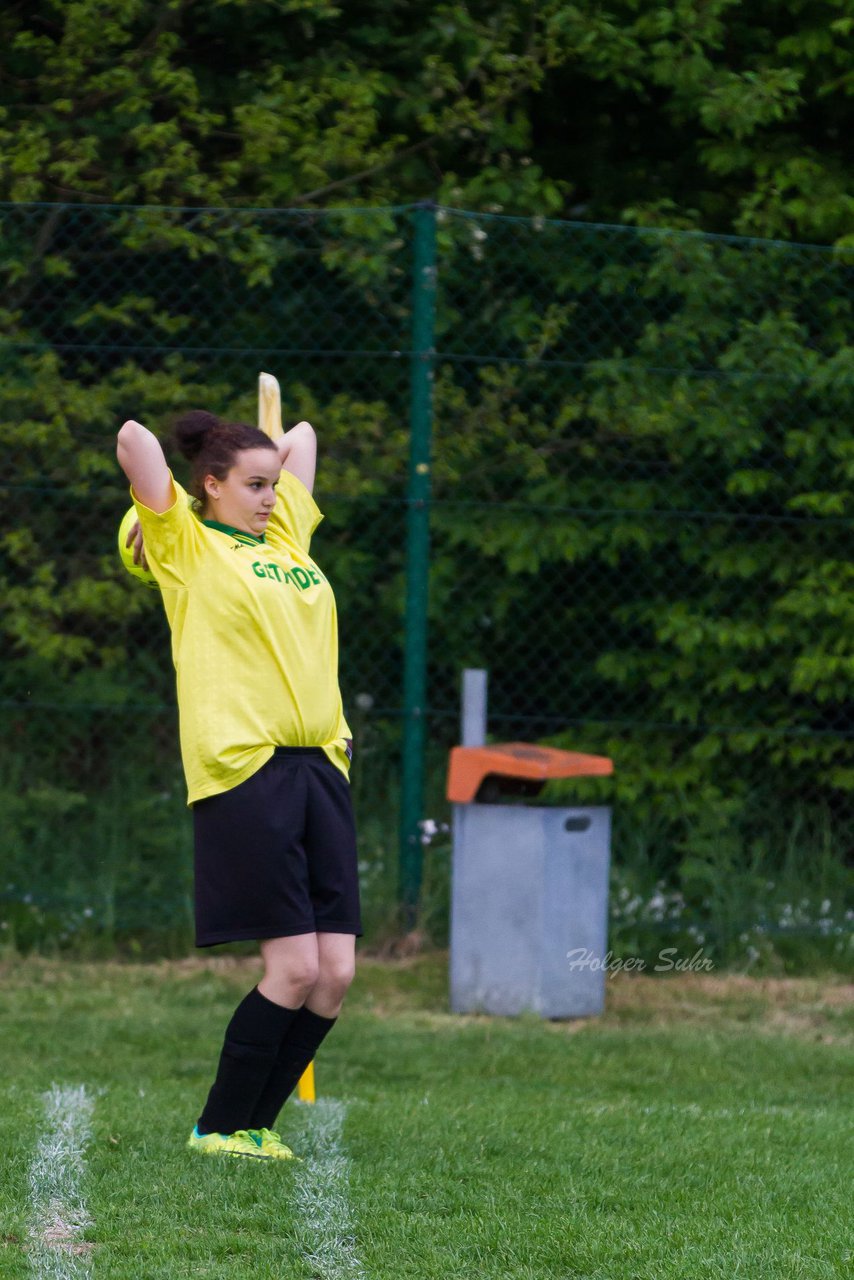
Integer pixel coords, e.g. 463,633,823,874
1,201,852,966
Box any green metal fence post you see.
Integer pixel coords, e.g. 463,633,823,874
399,200,438,923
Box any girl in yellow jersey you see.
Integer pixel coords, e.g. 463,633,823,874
117,410,361,1160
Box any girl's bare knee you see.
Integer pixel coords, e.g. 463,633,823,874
280,955,320,994
318,956,356,1004
259,935,320,1006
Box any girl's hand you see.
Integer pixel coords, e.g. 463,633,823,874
124,518,149,571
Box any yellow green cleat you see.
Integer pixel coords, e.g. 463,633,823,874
187,1125,295,1160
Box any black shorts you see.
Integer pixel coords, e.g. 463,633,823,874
193,747,362,947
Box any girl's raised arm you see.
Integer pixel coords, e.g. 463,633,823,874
116,419,174,513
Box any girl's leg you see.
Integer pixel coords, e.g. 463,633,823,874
250,932,356,1130
196,933,318,1135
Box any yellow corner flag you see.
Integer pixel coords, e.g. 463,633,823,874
297,1061,315,1103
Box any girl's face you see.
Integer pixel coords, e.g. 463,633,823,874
203,448,281,537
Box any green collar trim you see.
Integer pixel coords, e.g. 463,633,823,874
202,519,266,546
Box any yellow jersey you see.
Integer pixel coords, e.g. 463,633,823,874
132,470,351,804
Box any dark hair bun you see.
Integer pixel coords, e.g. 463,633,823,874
173,410,223,460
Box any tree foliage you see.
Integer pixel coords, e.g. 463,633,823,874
0,1,851,238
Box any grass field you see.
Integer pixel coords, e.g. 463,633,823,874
0,952,851,1279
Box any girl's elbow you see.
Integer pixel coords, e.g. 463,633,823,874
117,419,144,447
116,428,132,468
116,420,150,481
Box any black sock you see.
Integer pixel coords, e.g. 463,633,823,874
249,1006,337,1130
197,987,299,1135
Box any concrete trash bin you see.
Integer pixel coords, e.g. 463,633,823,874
448,742,614,1018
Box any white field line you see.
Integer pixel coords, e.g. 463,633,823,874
27,1085,94,1280
294,1099,365,1280
576,1099,824,1119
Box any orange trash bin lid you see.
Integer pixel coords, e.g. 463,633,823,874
447,742,614,804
